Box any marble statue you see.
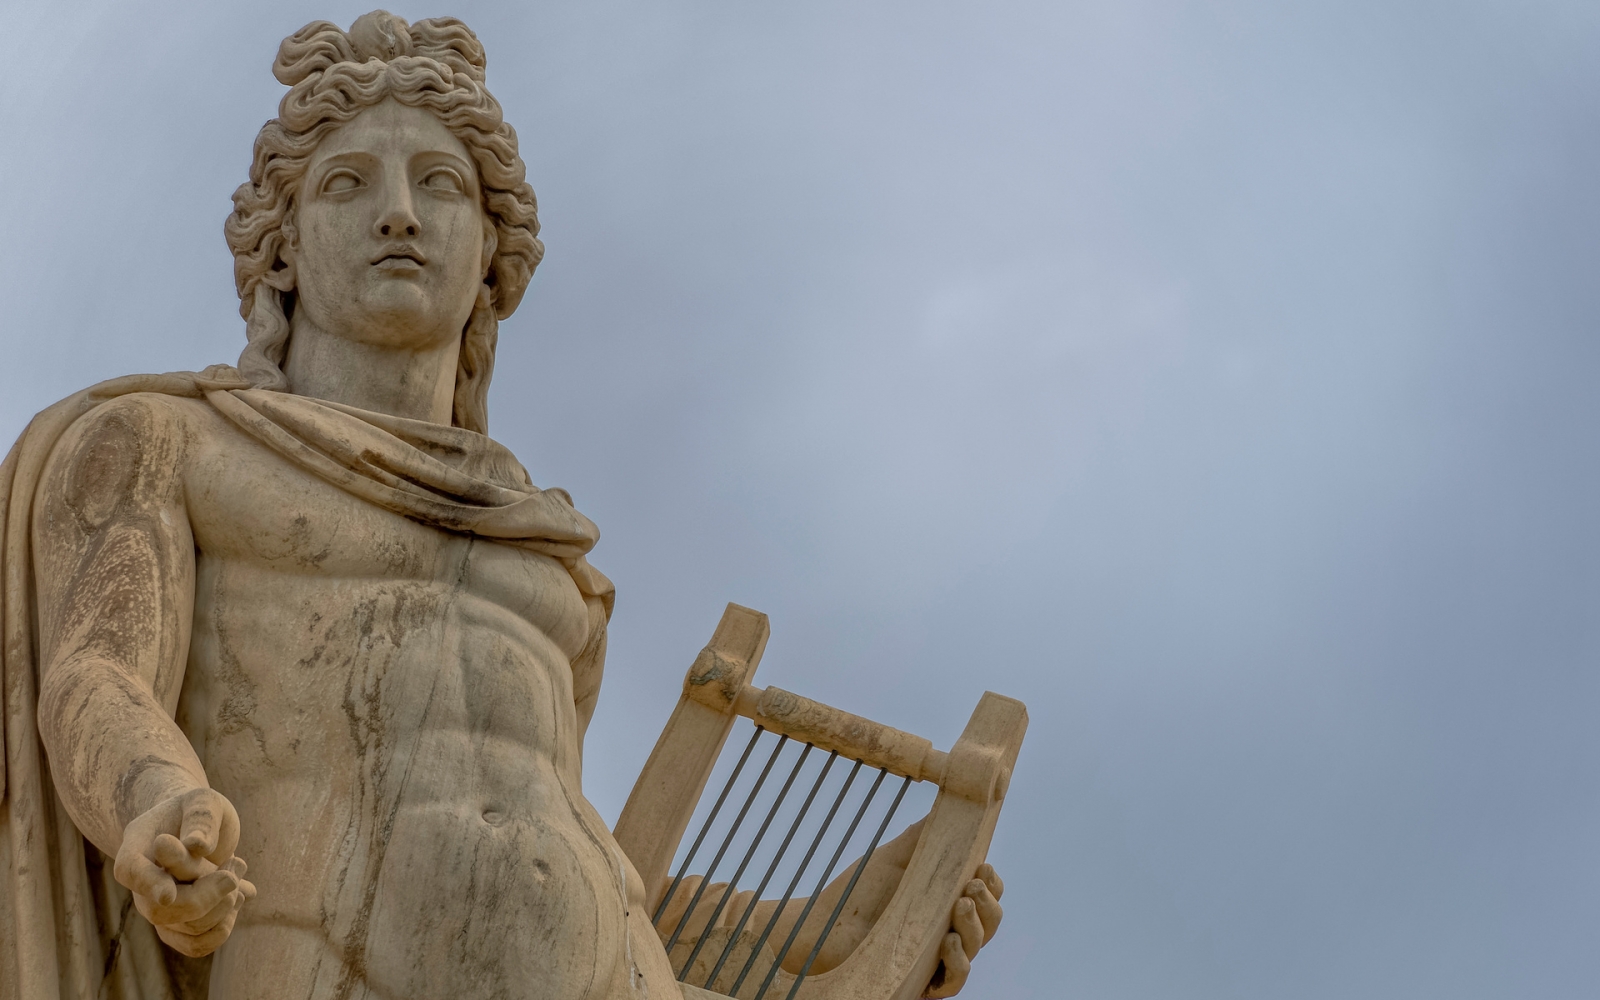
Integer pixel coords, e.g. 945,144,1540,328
0,13,1005,1000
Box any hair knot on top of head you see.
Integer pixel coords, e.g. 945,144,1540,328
227,11,537,434
349,10,413,62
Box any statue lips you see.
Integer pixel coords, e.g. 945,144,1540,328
371,244,427,276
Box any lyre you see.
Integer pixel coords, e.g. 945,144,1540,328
615,604,1028,1000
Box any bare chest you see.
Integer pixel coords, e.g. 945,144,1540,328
174,419,593,783
181,415,591,645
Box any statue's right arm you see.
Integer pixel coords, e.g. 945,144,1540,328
31,394,253,956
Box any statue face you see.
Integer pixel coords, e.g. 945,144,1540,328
287,98,488,352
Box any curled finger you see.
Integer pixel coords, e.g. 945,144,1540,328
179,788,238,864
925,931,971,998
170,885,245,935
144,869,240,926
152,833,216,882
155,911,238,959
965,879,1003,944
976,863,1004,901
114,847,177,907
223,858,258,901
952,895,983,959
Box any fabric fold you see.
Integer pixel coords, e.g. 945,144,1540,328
205,388,613,601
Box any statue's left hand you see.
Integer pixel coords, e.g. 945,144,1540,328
922,863,1004,998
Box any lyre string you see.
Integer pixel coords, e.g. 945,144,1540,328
664,734,791,955
678,743,816,980
752,766,892,1000
727,757,863,997
781,773,915,1000
653,725,767,927
701,750,841,990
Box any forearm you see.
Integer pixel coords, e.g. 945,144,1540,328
747,818,922,973
38,655,208,857
744,881,854,974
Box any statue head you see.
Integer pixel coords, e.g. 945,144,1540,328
225,11,541,433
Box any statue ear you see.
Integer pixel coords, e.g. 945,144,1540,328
262,256,297,292
261,213,299,292
481,218,498,281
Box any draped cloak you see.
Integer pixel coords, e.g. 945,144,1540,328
0,367,614,1000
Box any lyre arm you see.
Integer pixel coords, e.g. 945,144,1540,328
615,603,772,911
709,684,949,786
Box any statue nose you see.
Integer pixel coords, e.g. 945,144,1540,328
374,186,420,239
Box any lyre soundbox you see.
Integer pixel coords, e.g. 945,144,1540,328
615,604,1028,1000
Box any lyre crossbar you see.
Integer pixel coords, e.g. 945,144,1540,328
615,604,1028,1000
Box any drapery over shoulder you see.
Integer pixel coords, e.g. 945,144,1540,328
0,366,613,1000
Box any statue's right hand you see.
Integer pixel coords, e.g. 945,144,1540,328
113,787,257,957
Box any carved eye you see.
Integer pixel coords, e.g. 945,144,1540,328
420,168,466,194
320,169,364,195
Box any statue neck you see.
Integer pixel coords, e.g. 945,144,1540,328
280,314,460,425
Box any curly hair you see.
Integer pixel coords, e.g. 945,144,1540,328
223,11,542,434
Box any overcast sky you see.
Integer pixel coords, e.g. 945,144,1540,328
3,2,1598,997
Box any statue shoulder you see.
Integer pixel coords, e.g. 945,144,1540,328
38,392,212,528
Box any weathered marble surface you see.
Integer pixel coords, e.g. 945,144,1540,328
0,12,1001,1000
